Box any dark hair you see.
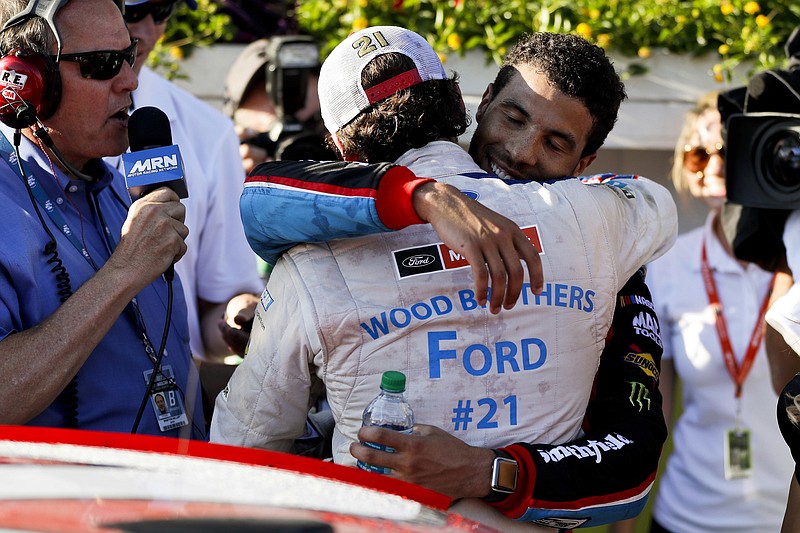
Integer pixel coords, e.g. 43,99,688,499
493,32,626,157
334,53,469,163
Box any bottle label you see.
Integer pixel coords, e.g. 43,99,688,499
356,427,412,475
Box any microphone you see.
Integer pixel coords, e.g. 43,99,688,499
123,106,188,201
123,106,189,281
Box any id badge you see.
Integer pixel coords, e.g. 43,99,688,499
143,365,188,432
724,428,752,480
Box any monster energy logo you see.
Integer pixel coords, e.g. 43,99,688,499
628,381,651,411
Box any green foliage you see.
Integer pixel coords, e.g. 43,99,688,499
294,0,800,81
147,0,235,79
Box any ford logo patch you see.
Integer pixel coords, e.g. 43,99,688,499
402,254,436,268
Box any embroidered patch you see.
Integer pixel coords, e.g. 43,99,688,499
623,352,660,380
392,226,543,279
260,287,274,312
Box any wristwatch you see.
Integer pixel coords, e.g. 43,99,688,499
481,449,518,503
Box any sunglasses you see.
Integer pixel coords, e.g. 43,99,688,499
54,39,138,81
683,142,725,174
123,1,179,25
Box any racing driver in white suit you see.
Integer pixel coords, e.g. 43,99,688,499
212,26,677,528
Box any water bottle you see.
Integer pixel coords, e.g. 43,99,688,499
356,370,414,474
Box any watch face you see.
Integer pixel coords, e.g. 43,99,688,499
492,457,518,493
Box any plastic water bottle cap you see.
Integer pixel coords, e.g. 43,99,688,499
380,371,406,392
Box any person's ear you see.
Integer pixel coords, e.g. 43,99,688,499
331,131,345,155
475,83,494,123
331,131,360,162
573,153,597,176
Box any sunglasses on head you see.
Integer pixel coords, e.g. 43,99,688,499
54,39,138,81
683,142,725,174
123,1,179,25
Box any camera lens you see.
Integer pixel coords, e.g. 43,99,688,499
771,131,800,186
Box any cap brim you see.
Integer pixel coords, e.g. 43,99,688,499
222,39,271,117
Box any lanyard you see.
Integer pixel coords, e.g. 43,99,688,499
0,131,100,269
701,239,774,398
0,129,161,363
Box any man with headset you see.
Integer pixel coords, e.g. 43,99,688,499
0,0,205,438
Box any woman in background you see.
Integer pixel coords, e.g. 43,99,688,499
621,92,793,532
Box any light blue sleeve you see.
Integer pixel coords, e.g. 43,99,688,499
240,184,391,265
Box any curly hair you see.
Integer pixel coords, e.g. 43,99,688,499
333,52,469,163
492,32,626,157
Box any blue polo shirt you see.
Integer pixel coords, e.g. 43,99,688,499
0,124,205,439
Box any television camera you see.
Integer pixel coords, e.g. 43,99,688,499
721,28,800,271
230,35,337,161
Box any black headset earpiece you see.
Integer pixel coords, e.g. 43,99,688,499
0,48,61,128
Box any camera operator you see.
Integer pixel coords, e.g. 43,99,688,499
223,36,337,175
720,26,800,393
721,25,800,533
635,87,793,533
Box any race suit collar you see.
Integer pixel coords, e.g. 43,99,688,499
394,141,485,179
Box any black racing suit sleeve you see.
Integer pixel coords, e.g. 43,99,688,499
491,268,667,524
778,372,800,483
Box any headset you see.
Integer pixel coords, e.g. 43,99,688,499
0,0,68,128
0,48,61,128
0,0,124,129
0,0,130,180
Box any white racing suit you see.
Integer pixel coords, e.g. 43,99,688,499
212,141,677,527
